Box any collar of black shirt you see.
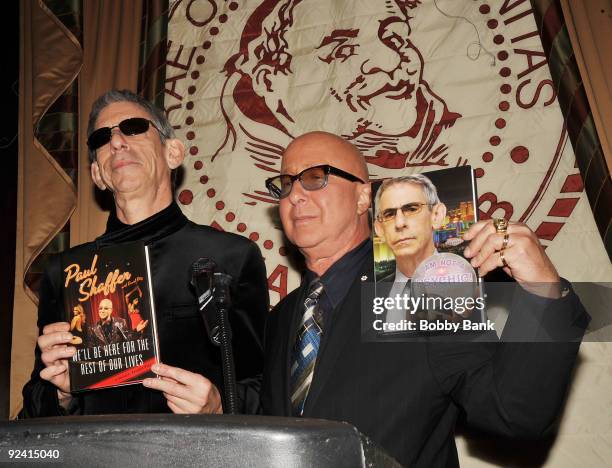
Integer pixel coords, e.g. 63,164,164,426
304,238,372,310
97,200,189,248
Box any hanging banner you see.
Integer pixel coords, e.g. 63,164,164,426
167,0,611,304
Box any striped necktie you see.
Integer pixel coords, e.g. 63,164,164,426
290,279,325,416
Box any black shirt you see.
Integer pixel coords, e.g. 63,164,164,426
302,239,372,330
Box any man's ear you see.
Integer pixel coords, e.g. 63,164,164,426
164,138,185,169
431,202,447,229
374,219,385,242
90,160,108,190
356,182,371,216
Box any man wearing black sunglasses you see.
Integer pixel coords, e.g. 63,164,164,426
21,89,268,418
261,131,587,467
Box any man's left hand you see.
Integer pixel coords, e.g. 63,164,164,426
464,219,561,298
142,363,223,414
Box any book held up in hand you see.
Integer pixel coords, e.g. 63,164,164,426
371,165,485,330
61,241,160,392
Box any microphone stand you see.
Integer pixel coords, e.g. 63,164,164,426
213,273,238,414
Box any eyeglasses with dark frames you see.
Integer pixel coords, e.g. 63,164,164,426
376,202,432,223
87,117,166,151
265,164,365,199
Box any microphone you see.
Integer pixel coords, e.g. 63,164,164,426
212,273,233,310
211,271,237,414
190,258,238,413
191,258,220,345
115,321,129,341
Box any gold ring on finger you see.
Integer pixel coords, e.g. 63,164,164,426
499,249,509,268
493,218,509,234
502,233,509,250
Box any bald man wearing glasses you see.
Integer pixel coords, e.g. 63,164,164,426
261,131,588,467
21,89,268,418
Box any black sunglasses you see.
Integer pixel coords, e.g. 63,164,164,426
87,117,165,151
265,164,365,199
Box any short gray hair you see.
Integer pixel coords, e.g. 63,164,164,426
374,174,440,218
87,89,175,163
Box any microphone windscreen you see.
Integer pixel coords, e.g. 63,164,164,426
192,257,216,275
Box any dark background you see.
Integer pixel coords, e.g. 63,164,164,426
1,2,19,420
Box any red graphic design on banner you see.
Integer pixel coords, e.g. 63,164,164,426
166,0,605,301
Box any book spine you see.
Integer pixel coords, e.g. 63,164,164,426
144,245,161,366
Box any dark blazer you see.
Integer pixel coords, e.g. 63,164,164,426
261,254,587,467
21,202,268,417
90,316,131,346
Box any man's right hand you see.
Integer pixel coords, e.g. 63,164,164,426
38,322,75,405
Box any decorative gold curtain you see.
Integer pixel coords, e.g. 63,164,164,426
73,0,144,246
531,0,611,257
561,0,612,254
561,0,612,174
13,0,82,419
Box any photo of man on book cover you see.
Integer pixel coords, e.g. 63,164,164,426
371,166,483,328
373,166,477,280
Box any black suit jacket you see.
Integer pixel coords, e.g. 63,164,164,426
90,316,130,346
262,254,587,467
21,202,268,417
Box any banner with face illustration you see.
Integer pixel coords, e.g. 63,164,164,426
167,0,611,304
